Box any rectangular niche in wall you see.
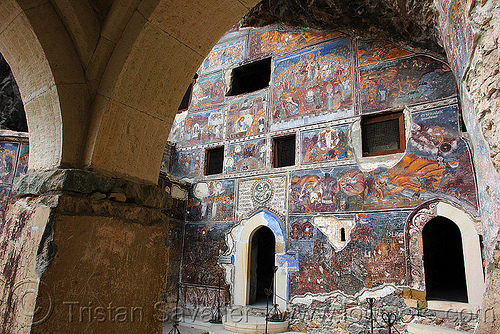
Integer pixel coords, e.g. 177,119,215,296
273,135,296,168
362,111,405,156
227,58,271,96
205,146,224,175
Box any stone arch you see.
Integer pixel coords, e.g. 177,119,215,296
231,210,288,310
84,0,259,181
0,0,94,171
405,201,485,309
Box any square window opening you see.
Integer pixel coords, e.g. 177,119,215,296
205,146,224,175
362,111,405,157
273,135,296,168
227,58,271,96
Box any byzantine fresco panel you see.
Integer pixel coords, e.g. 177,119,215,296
170,149,202,179
288,211,409,297
188,179,235,222
183,108,224,146
167,111,187,144
200,37,246,74
272,39,354,131
14,142,28,178
359,56,457,113
0,142,19,184
226,91,267,139
290,167,364,214
190,72,225,110
357,40,412,66
301,124,353,164
226,138,266,173
181,222,234,286
436,0,474,80
363,106,477,211
248,27,345,59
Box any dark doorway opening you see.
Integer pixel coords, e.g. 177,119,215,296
422,216,468,302
249,226,275,305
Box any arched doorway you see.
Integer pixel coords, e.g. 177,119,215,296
249,226,275,305
422,216,468,302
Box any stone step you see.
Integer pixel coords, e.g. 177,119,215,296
222,314,289,334
408,323,469,334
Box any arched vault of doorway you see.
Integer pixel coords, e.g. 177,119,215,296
405,201,485,310
227,210,289,310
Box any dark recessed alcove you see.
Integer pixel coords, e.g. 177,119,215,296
423,216,468,303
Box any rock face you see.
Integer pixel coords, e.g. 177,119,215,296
242,0,444,57
0,54,27,132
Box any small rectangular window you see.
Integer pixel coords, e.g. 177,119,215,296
273,135,295,168
205,146,224,175
227,58,271,96
362,111,405,156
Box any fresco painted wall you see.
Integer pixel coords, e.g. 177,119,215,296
0,134,29,220
164,24,482,331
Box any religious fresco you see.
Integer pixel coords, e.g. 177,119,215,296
357,40,412,66
364,105,477,211
14,142,28,178
181,222,234,286
359,56,457,113
190,72,225,110
225,138,266,173
272,38,354,130
226,91,268,139
435,0,474,80
290,167,365,213
167,111,187,143
200,37,246,74
170,149,202,178
248,27,345,60
301,124,353,164
183,108,224,146
288,211,409,297
0,142,19,184
188,179,235,222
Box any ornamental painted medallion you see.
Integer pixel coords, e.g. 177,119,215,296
252,180,273,203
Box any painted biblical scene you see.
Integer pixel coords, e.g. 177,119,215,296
289,216,315,240
0,142,19,184
181,222,234,286
170,149,202,178
183,108,224,146
190,72,225,110
14,142,28,178
359,56,457,113
188,179,235,222
226,91,267,139
272,38,354,131
437,0,474,79
288,211,409,297
290,167,364,213
364,119,477,214
167,111,187,143
357,40,412,66
200,37,246,74
226,139,266,173
301,124,353,164
248,27,345,60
